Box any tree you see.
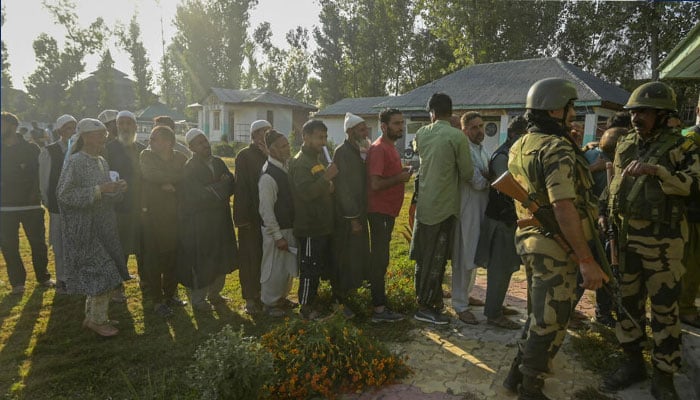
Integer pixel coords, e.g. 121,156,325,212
24,0,106,120
169,0,258,104
95,49,117,110
117,15,156,109
1,5,12,89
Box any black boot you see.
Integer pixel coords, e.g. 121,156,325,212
599,352,647,392
503,353,523,393
518,375,551,400
650,369,679,400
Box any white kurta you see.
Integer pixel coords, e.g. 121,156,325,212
258,157,298,306
451,140,490,313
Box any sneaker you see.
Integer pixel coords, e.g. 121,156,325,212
414,308,449,325
599,355,647,392
40,279,56,288
154,303,174,318
300,305,328,321
371,308,405,323
11,285,26,295
166,296,188,307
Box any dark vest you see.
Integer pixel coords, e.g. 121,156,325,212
262,161,294,230
46,142,65,213
484,141,517,224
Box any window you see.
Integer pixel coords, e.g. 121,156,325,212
266,110,274,126
213,110,221,131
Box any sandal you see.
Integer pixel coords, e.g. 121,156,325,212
458,310,479,325
680,314,700,328
487,316,520,330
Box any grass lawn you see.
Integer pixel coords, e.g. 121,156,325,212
0,157,420,399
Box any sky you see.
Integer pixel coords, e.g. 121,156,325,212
2,0,321,92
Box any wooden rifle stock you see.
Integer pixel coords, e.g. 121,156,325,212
491,172,541,216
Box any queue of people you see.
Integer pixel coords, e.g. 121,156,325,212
1,80,699,400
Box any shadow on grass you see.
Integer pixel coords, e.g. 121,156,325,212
0,288,46,396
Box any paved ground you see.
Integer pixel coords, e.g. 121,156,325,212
346,268,700,400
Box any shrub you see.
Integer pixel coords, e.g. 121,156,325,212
212,143,236,157
187,325,274,400
261,314,411,399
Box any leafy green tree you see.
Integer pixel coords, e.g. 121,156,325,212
1,5,12,89
95,49,117,110
24,0,105,120
169,0,258,103
117,15,156,109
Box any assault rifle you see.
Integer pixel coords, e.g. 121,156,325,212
604,162,619,271
491,171,641,332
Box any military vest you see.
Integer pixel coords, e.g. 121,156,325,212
608,129,686,228
509,132,596,223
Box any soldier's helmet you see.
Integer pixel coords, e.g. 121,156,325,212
624,81,677,112
526,78,578,111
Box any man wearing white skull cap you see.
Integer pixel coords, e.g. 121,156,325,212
233,119,272,314
105,111,146,295
38,114,77,293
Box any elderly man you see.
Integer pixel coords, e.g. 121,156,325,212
366,108,411,322
289,120,338,320
410,93,473,325
258,130,298,317
98,109,119,142
234,119,271,314
105,111,145,297
39,114,77,294
1,112,53,295
331,112,372,319
450,111,490,325
178,129,238,311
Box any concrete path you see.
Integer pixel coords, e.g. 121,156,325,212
346,268,700,400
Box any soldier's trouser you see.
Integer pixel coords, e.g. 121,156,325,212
616,250,682,373
680,222,700,317
519,253,578,378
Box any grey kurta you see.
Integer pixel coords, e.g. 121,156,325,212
57,152,129,296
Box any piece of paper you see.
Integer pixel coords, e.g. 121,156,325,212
322,146,332,164
109,170,120,182
288,246,298,255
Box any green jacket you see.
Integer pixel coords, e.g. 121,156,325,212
289,146,334,237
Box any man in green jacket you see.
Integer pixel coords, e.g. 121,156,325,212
289,120,338,320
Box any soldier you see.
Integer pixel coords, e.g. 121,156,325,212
601,82,700,400
502,78,607,400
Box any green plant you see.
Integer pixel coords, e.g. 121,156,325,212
187,325,274,400
261,314,412,399
212,143,236,157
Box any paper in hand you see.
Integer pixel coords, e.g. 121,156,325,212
322,146,332,164
109,170,120,182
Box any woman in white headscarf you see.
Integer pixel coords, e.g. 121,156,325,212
57,118,130,337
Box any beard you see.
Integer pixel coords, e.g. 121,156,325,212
118,131,135,144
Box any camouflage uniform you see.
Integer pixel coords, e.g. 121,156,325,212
508,129,598,379
608,126,700,373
